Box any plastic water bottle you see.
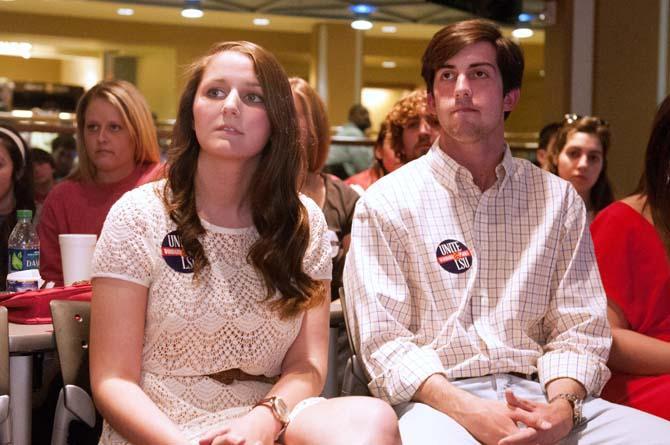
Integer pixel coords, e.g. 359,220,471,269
7,209,40,274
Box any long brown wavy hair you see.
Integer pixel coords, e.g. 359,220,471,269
636,96,670,258
164,41,324,318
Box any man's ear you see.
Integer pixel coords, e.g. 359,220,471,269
427,91,436,114
503,88,520,112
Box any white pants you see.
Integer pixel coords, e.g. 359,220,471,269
395,374,670,445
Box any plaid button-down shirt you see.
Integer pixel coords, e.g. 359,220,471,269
343,144,612,405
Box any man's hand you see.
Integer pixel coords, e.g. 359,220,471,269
449,391,553,445
497,389,573,445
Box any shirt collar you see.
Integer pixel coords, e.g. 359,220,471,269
427,139,516,193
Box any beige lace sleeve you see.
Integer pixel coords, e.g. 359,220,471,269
301,195,333,282
92,187,156,287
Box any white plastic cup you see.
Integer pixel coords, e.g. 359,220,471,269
58,234,97,286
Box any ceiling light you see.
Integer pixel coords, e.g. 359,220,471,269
117,8,134,16
518,13,534,22
253,17,270,26
512,28,534,39
0,41,32,59
351,19,373,30
382,61,396,69
181,0,203,19
350,4,376,15
11,110,33,118
381,25,397,33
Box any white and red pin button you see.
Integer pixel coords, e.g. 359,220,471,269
161,231,194,273
436,239,473,274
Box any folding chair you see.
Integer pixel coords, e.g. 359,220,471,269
337,288,371,396
0,307,11,444
50,300,98,445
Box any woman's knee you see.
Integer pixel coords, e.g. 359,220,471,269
347,397,401,445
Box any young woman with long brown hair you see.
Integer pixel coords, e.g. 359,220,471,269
89,41,400,445
591,96,670,420
545,115,614,221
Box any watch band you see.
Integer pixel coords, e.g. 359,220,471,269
548,393,585,428
254,396,290,440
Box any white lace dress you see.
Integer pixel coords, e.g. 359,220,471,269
91,181,332,445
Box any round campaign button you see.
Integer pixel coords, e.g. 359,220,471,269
435,239,473,274
161,231,194,273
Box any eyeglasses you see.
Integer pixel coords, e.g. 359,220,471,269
563,113,609,127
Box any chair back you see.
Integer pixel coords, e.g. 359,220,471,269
50,300,91,391
337,288,371,396
49,300,98,445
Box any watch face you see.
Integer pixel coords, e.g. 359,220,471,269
272,397,289,422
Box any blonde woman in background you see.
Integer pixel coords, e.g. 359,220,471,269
38,80,161,285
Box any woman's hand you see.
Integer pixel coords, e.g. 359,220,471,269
199,408,280,445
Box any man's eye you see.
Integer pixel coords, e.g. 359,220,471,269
471,70,488,79
440,71,455,80
405,119,419,129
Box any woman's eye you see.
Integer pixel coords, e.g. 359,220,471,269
245,93,264,104
109,124,122,132
86,124,99,132
206,88,226,98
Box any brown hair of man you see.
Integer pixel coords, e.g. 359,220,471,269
421,19,524,119
166,41,324,318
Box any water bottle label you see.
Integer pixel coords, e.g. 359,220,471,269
8,248,40,272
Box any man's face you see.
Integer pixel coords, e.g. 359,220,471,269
400,108,439,162
429,41,518,146
53,145,76,177
351,108,371,132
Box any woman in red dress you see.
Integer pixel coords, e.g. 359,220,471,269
591,96,670,420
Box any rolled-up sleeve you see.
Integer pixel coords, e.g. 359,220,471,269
538,188,612,396
344,198,445,405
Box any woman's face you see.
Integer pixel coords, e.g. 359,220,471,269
0,142,14,202
83,98,136,178
375,132,403,173
192,51,271,164
556,131,604,198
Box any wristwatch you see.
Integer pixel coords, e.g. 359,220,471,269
254,396,290,439
548,393,585,428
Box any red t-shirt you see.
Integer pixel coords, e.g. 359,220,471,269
344,167,380,191
38,163,162,285
591,201,670,419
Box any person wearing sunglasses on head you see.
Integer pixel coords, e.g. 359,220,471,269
544,114,614,222
591,96,670,421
